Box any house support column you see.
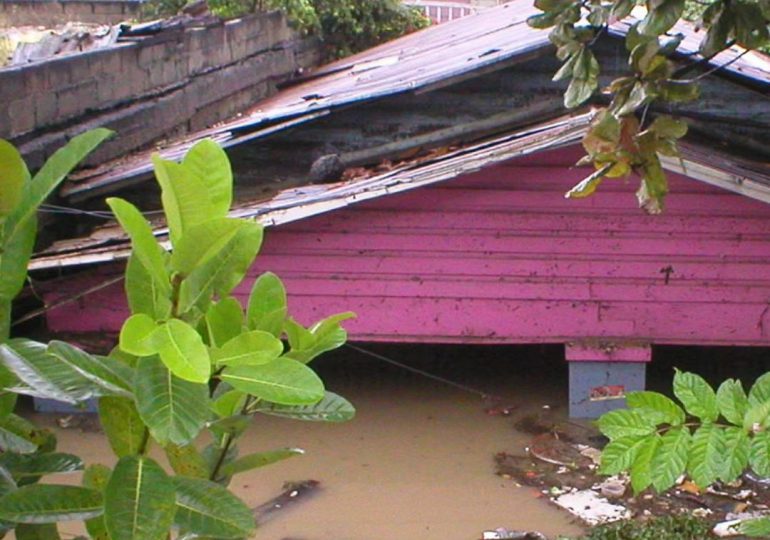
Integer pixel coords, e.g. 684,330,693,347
565,342,651,418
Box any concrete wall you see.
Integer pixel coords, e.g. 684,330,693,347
0,0,141,27
0,11,320,168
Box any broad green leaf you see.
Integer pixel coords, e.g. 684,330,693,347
152,155,212,246
182,139,233,218
205,297,244,347
247,272,288,337
104,456,175,540
0,425,37,453
749,373,770,407
564,164,611,199
252,390,356,422
164,444,208,479
286,312,356,364
599,434,649,475
170,218,244,274
673,369,718,422
717,379,749,426
98,397,146,458
0,364,18,420
687,423,725,488
741,516,770,537
626,391,685,426
0,464,15,495
0,452,82,482
0,485,102,523
9,128,112,234
720,426,749,483
171,476,255,538
177,221,263,314
46,341,133,397
596,409,659,440
630,435,660,494
651,426,691,492
134,356,208,446
83,464,111,540
211,389,247,418
638,0,684,35
119,314,158,357
15,523,61,539
649,116,688,139
125,255,172,320
284,318,314,351
214,330,284,367
221,358,325,405
106,198,170,296
0,213,36,307
0,139,29,217
0,339,107,404
207,415,251,439
744,399,770,431
148,319,210,383
751,431,770,477
221,448,304,477
0,414,55,454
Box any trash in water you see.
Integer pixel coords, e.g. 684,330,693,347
480,528,548,540
552,489,632,525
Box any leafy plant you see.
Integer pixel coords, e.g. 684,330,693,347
559,514,713,539
0,139,356,539
529,0,769,212
596,369,770,536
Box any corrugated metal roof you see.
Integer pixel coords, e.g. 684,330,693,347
62,0,769,200
30,111,770,271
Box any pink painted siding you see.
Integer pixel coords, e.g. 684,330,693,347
45,145,770,346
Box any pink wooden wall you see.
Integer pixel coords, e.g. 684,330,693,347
45,145,770,347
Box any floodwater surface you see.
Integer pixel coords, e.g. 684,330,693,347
40,344,586,540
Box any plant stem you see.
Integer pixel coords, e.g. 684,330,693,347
138,428,151,455
209,396,254,481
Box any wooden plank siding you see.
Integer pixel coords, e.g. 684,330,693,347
44,145,770,347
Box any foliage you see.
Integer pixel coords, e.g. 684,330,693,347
529,0,769,212
596,369,770,536
559,514,713,539
0,139,356,539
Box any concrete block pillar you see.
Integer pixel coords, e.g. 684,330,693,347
566,342,651,418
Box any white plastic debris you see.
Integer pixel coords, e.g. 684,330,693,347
552,490,631,525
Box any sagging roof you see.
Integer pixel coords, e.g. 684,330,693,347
61,0,770,201
30,111,770,271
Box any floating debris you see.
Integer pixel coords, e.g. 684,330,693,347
552,489,632,525
480,529,547,540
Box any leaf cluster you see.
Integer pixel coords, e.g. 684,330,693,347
558,513,712,539
0,139,356,539
597,369,770,537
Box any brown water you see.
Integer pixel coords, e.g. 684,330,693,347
38,344,586,540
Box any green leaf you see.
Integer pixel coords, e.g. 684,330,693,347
630,435,661,494
0,485,102,523
247,272,288,337
171,476,255,538
286,312,355,364
0,453,82,482
82,464,111,540
638,0,685,35
751,430,770,477
0,425,37,453
221,358,325,405
119,314,158,357
182,139,233,218
0,413,56,454
106,198,170,296
98,397,146,458
205,297,244,347
626,391,685,425
564,164,612,199
649,116,688,139
720,426,749,483
211,389,247,418
46,341,133,397
673,369,718,422
164,444,209,479
687,423,725,488
9,128,112,234
213,330,284,367
0,364,18,420
177,221,263,314
599,434,649,475
104,456,175,540
596,409,659,440
741,516,770,537
220,448,304,477
749,373,770,407
152,155,212,246
171,218,244,275
0,139,29,217
134,356,209,446
611,0,634,19
207,414,251,439
252,390,356,422
744,399,770,431
0,339,108,404
125,254,172,320
15,523,61,540
651,426,691,492
0,214,36,312
148,319,210,383
717,379,749,426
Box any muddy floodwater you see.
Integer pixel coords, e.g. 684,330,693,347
38,344,592,540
